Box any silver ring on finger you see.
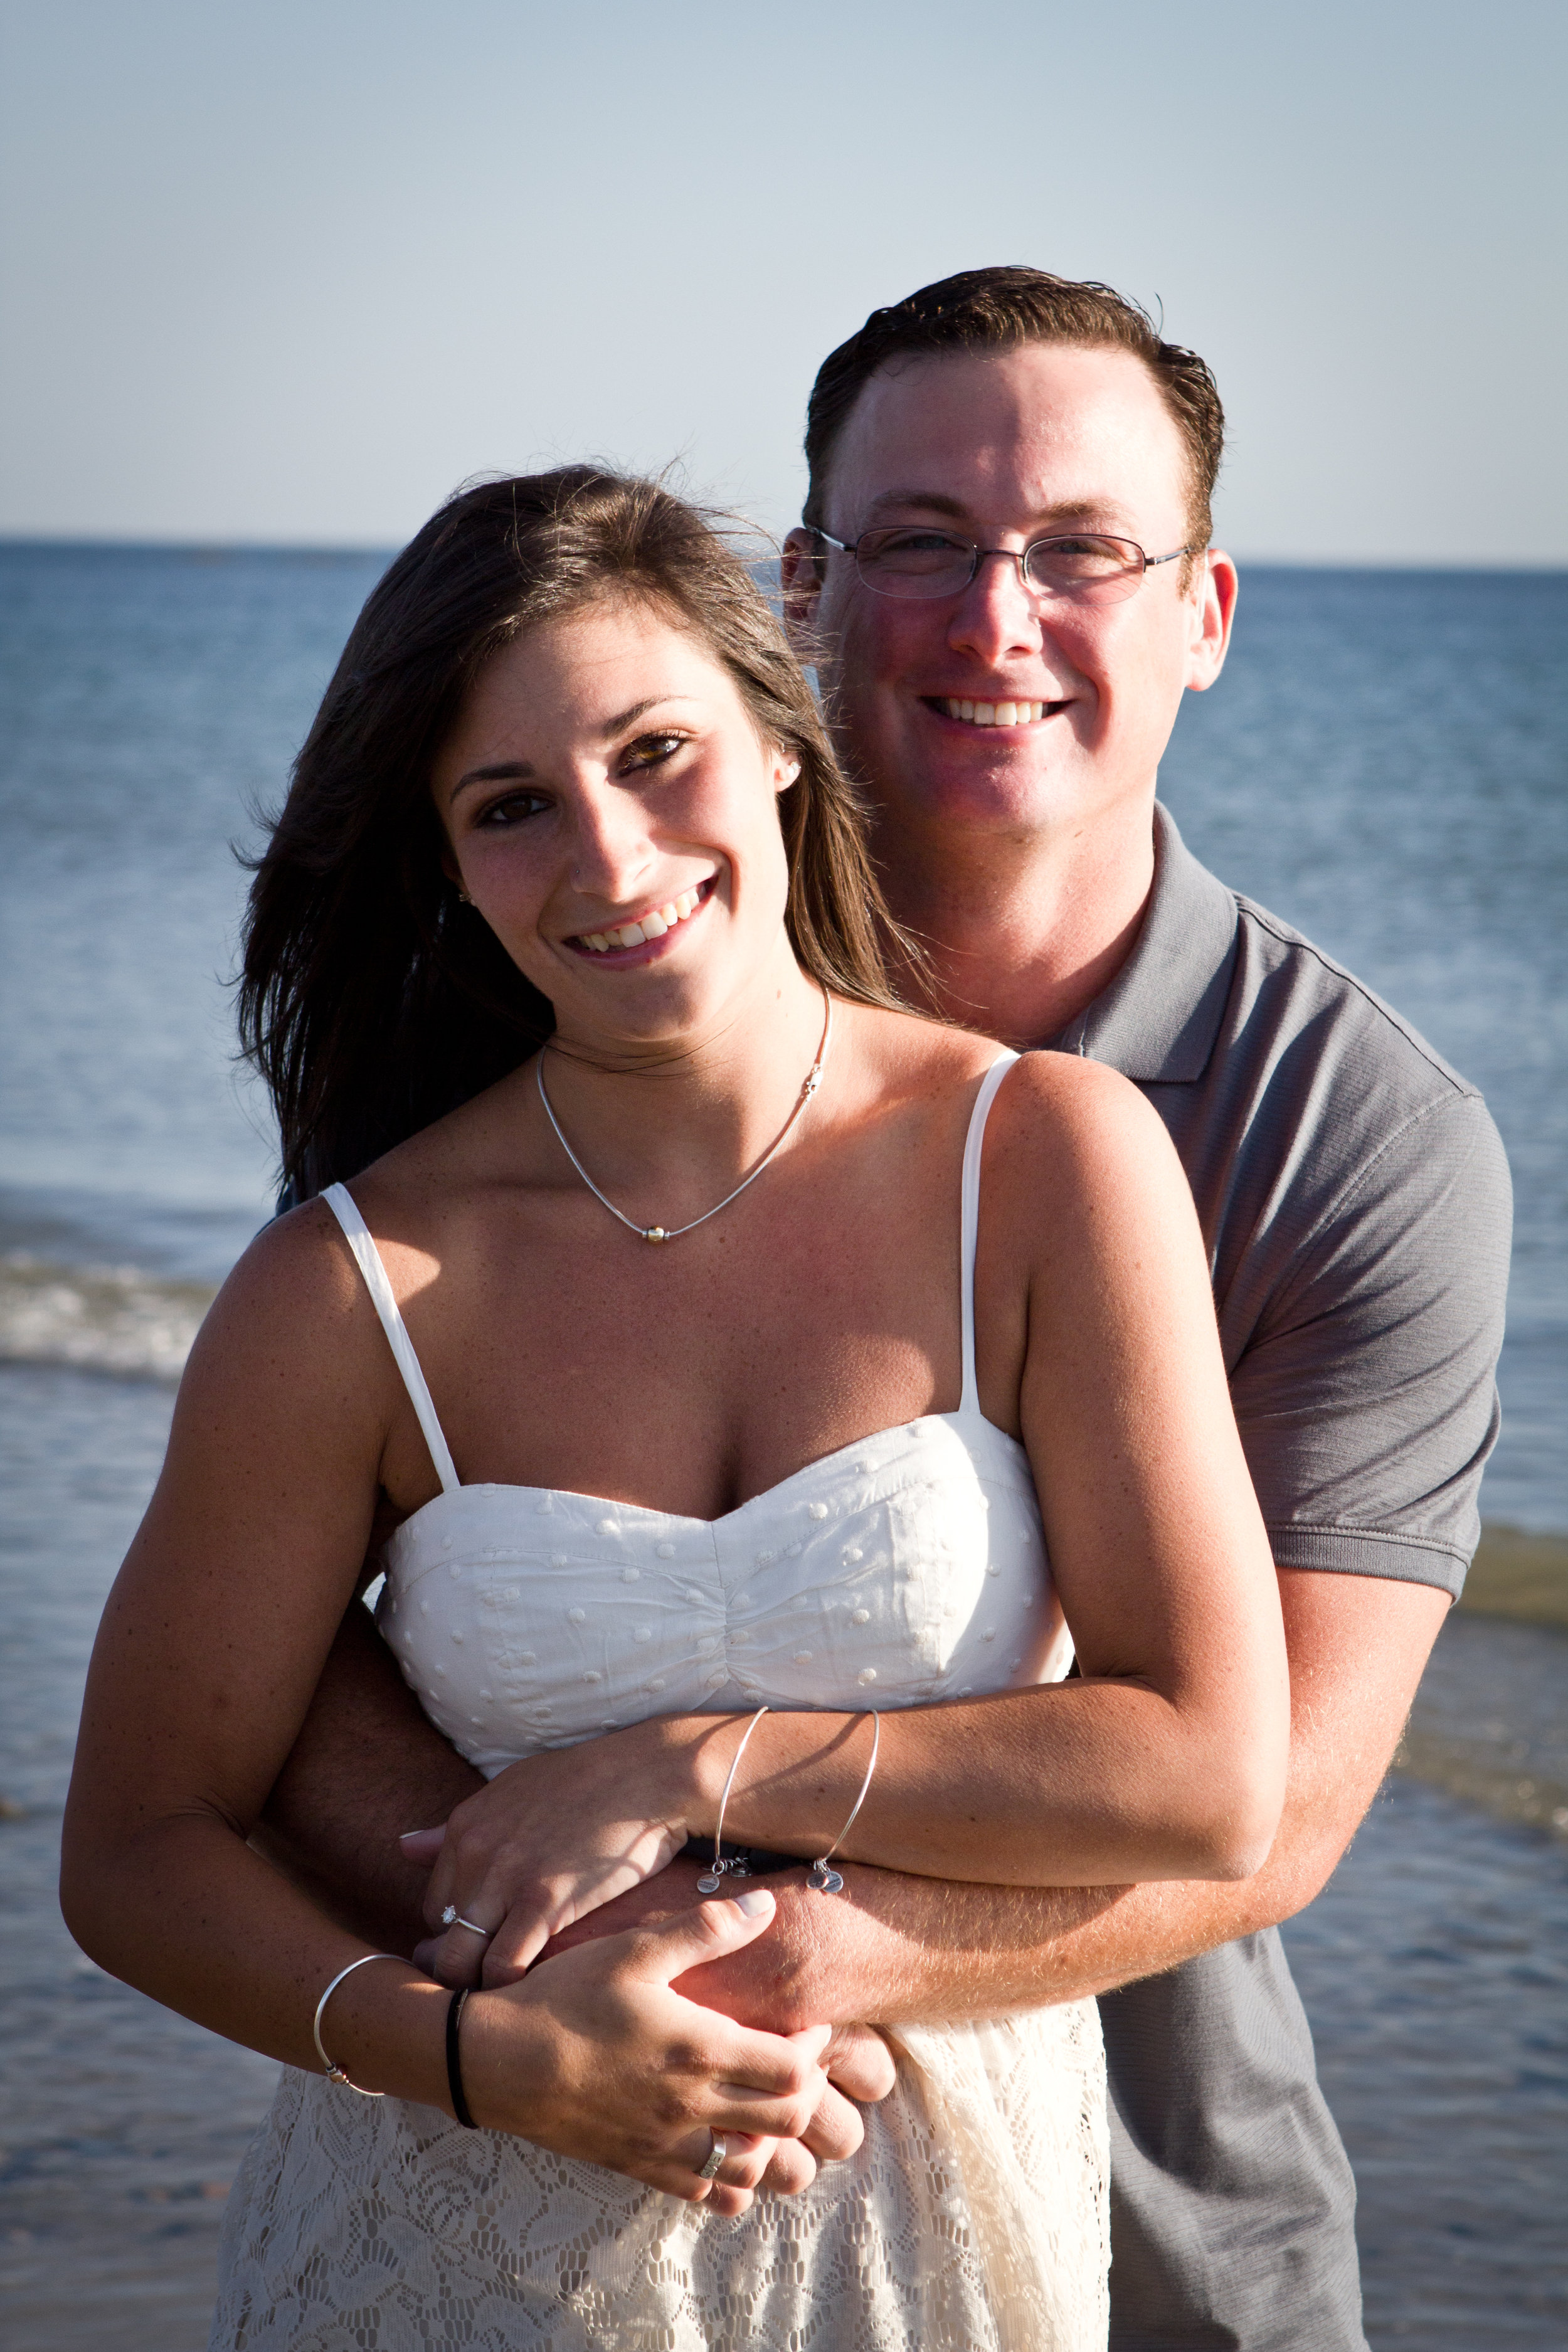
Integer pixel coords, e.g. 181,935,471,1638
440,1906,493,1938
696,2132,727,2182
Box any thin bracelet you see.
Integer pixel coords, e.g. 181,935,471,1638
808,1711,880,1894
312,1952,405,2092
696,1706,770,1892
446,1988,477,2128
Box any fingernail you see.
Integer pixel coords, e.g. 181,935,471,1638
731,1888,774,1917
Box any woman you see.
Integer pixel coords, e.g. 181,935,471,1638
62,470,1288,2352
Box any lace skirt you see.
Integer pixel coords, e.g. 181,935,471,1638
210,2000,1108,2352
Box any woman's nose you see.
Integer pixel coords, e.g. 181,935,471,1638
567,785,658,901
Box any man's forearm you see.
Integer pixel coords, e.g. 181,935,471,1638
728,1853,1303,2029
556,1852,1302,2033
255,1598,484,1952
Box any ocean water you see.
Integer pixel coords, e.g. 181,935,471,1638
1,544,1564,2345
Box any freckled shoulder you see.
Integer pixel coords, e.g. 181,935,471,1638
182,1192,408,1416
980,1047,1192,1250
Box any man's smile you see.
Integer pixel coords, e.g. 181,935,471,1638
919,696,1070,729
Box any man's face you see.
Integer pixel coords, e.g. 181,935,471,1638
784,342,1233,850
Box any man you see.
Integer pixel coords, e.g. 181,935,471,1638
265,269,1510,2348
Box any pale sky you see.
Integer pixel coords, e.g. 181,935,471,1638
1,0,1563,563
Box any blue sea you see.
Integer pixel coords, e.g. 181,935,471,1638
1,545,1564,2346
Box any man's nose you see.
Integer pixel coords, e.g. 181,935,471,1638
945,548,1043,665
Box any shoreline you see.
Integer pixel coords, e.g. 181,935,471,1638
1456,1523,1568,1628
1394,1528,1568,1840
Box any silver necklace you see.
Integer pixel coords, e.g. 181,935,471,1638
536,986,834,1244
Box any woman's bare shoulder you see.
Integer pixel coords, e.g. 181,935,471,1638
983,1050,1190,1234
185,1192,391,1399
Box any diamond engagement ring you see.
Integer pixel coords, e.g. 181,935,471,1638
440,1906,493,1937
696,2132,727,2182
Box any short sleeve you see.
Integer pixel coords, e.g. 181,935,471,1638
1225,1092,1512,1597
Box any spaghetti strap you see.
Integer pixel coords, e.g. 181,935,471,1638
322,1183,462,1495
958,1052,1021,1417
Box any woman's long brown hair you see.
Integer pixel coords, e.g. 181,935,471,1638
240,468,908,1199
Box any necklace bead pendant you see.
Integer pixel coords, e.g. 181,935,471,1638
536,986,832,1248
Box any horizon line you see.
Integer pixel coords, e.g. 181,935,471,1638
2,532,1565,577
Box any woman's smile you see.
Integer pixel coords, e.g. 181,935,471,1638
566,874,718,961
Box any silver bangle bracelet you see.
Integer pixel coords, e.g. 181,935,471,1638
808,1710,880,1894
696,1707,771,1893
312,1952,406,2094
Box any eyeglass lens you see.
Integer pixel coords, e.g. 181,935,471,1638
853,528,1147,605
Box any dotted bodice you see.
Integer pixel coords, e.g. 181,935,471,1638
375,1410,1070,1777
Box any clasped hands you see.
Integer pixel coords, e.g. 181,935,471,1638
396,1736,895,2212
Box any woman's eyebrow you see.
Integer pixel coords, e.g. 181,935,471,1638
450,696,702,798
451,761,532,798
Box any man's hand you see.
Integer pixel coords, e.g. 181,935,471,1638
424,1853,898,2195
462,1889,837,2215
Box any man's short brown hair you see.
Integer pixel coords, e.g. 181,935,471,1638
803,265,1224,556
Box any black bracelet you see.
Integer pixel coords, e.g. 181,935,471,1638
445,1988,477,2129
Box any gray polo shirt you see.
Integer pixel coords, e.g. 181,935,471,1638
1051,805,1511,2351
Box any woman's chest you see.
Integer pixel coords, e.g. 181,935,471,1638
376,1416,1071,1774
386,1189,983,1520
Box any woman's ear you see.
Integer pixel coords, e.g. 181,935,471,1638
776,755,802,795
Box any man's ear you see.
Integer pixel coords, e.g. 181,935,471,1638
1184,549,1239,695
780,529,825,654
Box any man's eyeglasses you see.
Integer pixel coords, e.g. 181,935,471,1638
807,524,1193,606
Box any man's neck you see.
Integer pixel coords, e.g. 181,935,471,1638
873,795,1157,1049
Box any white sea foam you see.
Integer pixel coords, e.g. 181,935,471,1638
0,1252,215,1382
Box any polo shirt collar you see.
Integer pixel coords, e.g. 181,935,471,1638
1046,802,1239,1082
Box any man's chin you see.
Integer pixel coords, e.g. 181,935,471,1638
876,760,1080,841
848,709,1088,838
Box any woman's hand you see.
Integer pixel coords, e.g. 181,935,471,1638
408,1848,895,2194
466,1887,833,2214
415,1728,693,1981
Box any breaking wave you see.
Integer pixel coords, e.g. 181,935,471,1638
0,1252,216,1382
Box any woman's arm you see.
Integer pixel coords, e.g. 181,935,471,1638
423,1057,1292,1985
60,1209,833,2213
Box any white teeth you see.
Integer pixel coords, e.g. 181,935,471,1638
945,698,1048,726
578,883,712,952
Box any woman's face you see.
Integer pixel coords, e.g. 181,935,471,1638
432,598,800,1052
